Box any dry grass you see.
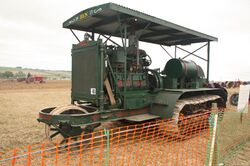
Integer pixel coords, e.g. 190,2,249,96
217,87,250,165
218,111,250,163
224,141,250,166
0,80,70,151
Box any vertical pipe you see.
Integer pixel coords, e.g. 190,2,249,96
100,42,104,112
117,15,127,109
174,45,177,58
207,41,210,82
71,45,74,105
124,26,127,109
91,32,95,41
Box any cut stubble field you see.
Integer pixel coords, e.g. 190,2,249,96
0,80,71,151
0,80,249,165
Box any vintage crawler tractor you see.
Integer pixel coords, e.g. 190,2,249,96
38,3,227,143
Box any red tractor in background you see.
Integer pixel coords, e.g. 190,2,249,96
25,72,45,83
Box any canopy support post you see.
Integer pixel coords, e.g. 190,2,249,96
175,45,177,58
207,41,210,82
91,32,95,41
117,15,128,109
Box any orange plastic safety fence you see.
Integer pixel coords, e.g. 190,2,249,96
0,112,211,166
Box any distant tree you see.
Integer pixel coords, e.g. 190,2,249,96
2,71,14,78
0,72,3,78
15,71,26,78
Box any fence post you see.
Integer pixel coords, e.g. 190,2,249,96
55,142,59,166
104,129,110,166
206,113,218,166
11,149,16,166
78,133,84,166
41,143,45,166
67,138,71,166
27,145,31,166
216,113,222,165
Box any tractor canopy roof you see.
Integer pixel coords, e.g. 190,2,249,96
63,3,217,46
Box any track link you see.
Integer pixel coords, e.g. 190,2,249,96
172,94,222,124
160,94,224,137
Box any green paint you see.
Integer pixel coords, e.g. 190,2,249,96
71,40,102,106
104,129,110,166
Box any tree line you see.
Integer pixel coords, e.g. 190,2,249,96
0,71,26,79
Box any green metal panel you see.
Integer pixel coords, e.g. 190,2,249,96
123,90,153,109
150,90,182,119
163,77,178,89
71,41,101,104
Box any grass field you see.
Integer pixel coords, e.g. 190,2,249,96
0,80,70,151
0,80,249,165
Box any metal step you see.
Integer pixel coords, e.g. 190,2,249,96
124,113,160,122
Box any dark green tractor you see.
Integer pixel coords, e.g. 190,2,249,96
38,3,227,143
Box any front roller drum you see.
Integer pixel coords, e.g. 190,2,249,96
44,105,99,145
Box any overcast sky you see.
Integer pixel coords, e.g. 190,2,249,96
0,0,250,81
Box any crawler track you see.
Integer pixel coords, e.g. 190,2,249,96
161,94,224,137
